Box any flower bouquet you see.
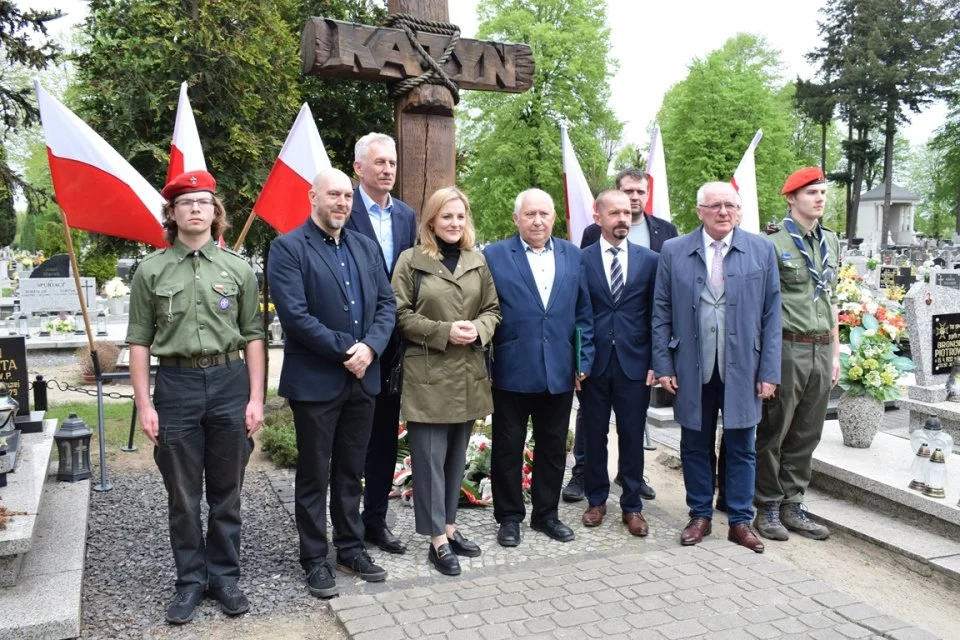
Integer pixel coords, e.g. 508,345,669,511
835,264,907,344
838,315,915,402
103,277,129,299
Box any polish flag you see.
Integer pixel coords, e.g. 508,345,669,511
561,125,594,247
253,103,331,233
731,129,763,234
644,124,671,221
166,82,207,183
35,81,167,247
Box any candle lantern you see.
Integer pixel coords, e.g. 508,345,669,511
922,449,947,498
908,443,931,491
269,316,283,343
53,413,92,482
947,358,960,401
0,383,20,436
16,311,28,336
37,311,49,337
96,309,108,336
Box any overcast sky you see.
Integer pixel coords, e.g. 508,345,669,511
38,0,948,149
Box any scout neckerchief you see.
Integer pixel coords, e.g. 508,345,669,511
782,216,832,301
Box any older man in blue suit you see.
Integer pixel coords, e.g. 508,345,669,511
652,181,781,553
484,188,594,547
345,133,418,555
269,167,396,598
579,190,660,537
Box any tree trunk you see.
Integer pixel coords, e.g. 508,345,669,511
849,125,868,242
882,102,896,245
845,119,854,237
955,180,960,236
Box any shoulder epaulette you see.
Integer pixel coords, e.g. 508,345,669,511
820,224,837,235
218,246,247,260
764,223,780,235
140,248,167,262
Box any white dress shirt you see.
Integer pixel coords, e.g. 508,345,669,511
520,237,555,308
702,229,734,281
599,236,629,290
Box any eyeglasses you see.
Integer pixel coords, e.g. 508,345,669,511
174,197,215,209
698,202,740,213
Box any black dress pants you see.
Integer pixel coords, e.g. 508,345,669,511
491,388,573,525
290,379,375,571
361,351,402,532
153,360,251,593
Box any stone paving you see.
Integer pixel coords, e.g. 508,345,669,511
263,466,938,639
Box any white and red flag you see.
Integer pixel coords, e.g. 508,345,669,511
731,129,763,234
35,81,167,247
644,124,671,221
166,82,207,183
253,103,331,234
561,125,594,247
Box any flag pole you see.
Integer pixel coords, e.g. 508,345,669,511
59,209,112,491
232,211,257,251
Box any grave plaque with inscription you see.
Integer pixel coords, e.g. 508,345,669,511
934,270,960,290
28,253,70,279
19,277,96,315
931,313,960,375
879,265,898,289
0,336,43,433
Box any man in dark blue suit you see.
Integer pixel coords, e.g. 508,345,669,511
345,133,418,555
484,188,594,547
579,190,660,537
565,168,678,504
269,168,397,598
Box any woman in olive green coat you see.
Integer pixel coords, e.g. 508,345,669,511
391,187,501,577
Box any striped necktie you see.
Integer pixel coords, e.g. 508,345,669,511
609,246,623,304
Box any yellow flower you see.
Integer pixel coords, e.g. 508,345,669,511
848,365,863,380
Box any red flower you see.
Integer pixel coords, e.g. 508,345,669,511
478,442,488,451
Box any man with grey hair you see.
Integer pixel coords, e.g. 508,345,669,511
652,181,781,553
346,133,418,555
483,188,594,547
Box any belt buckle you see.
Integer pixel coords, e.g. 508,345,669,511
197,355,212,368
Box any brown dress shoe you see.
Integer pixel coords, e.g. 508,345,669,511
622,512,649,537
582,505,606,527
727,523,765,553
680,517,712,546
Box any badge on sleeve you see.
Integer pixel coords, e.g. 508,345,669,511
781,252,793,260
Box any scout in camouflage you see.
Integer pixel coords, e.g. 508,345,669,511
754,167,838,542
126,170,265,625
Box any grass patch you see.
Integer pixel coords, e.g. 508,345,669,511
46,401,136,451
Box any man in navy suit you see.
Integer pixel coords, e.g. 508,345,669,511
565,168,678,504
483,188,594,547
269,168,397,598
346,133,418,555
579,190,660,536
652,181,781,554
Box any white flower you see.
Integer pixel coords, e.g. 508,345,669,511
865,302,878,315
103,277,130,299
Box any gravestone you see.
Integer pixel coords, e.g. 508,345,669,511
878,265,898,289
27,253,70,279
0,336,44,433
933,269,960,290
19,278,96,315
893,267,917,290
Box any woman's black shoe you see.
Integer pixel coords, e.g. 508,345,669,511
447,530,482,558
429,543,461,576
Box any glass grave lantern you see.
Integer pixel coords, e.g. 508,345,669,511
54,412,92,482
923,448,947,498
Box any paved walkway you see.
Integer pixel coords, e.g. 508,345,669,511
264,466,938,640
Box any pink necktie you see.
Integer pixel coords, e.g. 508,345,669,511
711,240,725,295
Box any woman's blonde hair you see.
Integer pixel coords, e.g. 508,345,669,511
418,187,476,259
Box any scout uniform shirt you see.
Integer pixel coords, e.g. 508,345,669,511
126,238,264,356
766,219,840,334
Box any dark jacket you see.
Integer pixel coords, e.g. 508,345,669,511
345,187,417,277
269,220,396,401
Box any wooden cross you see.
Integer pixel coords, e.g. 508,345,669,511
301,0,534,216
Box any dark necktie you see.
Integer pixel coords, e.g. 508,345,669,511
609,246,623,304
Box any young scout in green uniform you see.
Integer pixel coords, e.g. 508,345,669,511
127,170,265,624
754,167,838,541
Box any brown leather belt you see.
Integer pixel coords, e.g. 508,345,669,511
158,351,242,369
782,331,833,345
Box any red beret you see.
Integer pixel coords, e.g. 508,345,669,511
781,167,825,195
161,170,217,201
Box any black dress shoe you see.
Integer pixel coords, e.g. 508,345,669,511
448,530,482,557
639,481,656,500
429,543,462,576
208,585,250,616
497,521,521,547
562,473,586,502
364,526,407,554
531,518,575,542
165,589,204,625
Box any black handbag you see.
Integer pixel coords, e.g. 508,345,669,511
385,270,422,396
